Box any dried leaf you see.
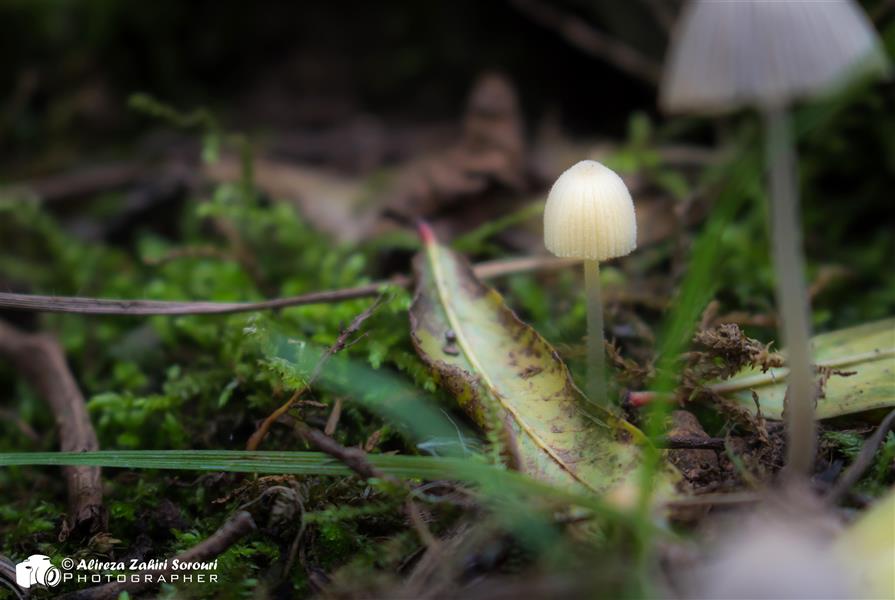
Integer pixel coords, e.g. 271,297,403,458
720,319,895,419
409,225,664,494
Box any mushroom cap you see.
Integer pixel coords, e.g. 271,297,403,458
543,160,637,261
661,0,889,113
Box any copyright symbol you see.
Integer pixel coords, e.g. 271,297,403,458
61,557,74,570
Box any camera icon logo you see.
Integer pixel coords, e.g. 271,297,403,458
15,555,61,589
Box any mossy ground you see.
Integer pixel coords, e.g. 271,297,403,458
1,6,893,597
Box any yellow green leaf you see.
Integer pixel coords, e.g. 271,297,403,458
408,226,661,495
720,319,895,419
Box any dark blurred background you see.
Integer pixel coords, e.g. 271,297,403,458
0,0,668,174
1,0,893,328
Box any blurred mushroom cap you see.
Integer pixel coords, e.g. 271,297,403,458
543,160,636,261
690,518,854,599
685,495,854,600
660,0,889,113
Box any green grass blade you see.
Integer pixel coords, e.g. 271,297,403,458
0,450,636,524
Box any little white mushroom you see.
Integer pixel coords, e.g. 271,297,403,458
661,0,888,476
544,160,637,406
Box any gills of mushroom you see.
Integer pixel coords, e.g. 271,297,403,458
543,160,637,407
659,0,888,476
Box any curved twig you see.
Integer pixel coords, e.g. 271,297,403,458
0,320,106,539
62,511,257,600
246,297,385,451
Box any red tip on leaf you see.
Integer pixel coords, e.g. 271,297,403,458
417,220,436,245
627,391,656,408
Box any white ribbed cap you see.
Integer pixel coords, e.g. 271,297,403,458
543,160,637,261
661,0,889,113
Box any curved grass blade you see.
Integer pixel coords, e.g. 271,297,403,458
262,334,478,457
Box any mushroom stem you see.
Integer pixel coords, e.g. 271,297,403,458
764,105,816,476
584,259,607,406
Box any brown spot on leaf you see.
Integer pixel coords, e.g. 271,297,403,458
519,365,543,379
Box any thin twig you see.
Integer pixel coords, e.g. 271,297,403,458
245,388,304,451
827,408,895,504
0,320,106,540
0,554,23,600
294,423,385,482
245,297,385,450
509,0,661,85
282,501,308,589
0,281,390,316
0,255,578,316
62,511,257,600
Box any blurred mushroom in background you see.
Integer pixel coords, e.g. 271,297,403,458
660,0,889,478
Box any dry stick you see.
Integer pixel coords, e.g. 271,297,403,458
0,256,579,316
294,423,385,482
0,281,388,316
307,421,472,596
827,408,895,504
245,297,385,451
0,320,106,539
282,505,308,591
509,0,662,85
294,424,448,592
245,388,304,451
62,511,257,600
0,555,23,600
293,424,445,564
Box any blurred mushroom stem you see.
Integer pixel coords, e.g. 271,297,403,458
584,259,608,406
764,105,816,476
